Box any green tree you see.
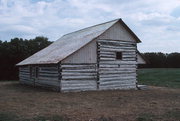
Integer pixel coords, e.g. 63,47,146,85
167,53,180,68
143,52,167,68
0,36,52,80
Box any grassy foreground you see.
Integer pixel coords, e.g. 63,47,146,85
138,68,180,88
0,68,180,120
0,81,180,121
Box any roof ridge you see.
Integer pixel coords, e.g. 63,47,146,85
62,18,121,37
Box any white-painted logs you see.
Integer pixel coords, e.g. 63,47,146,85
19,65,60,90
35,65,59,90
97,39,137,90
61,63,97,92
19,66,34,85
19,38,138,92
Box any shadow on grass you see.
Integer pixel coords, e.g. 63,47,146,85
97,116,115,121
2,81,56,93
0,112,117,121
0,112,69,121
0,112,19,121
164,109,180,120
136,109,180,121
1,110,179,121
136,113,155,121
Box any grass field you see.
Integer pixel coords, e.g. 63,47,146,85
138,68,180,88
0,68,180,121
0,81,180,121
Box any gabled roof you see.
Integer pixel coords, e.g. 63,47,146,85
17,18,141,66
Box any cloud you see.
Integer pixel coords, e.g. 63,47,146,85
0,0,180,53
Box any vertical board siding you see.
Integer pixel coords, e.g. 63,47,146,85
97,39,137,90
98,22,137,42
61,63,97,92
19,66,34,85
137,53,146,64
62,40,97,63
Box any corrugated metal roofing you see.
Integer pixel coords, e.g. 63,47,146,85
17,18,141,66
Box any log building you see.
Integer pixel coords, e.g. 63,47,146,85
17,18,146,92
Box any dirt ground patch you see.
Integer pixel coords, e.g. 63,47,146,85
0,81,180,121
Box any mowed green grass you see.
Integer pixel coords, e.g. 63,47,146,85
138,68,180,88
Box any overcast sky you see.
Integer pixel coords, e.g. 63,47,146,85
0,0,180,53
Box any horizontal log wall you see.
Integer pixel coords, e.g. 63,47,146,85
19,66,34,85
97,39,137,90
35,65,60,90
61,63,97,92
19,64,60,91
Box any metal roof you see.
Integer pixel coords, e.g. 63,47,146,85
17,18,141,66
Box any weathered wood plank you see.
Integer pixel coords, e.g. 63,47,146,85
98,51,115,55
39,70,58,74
62,82,96,87
99,48,135,52
62,70,96,73
61,86,96,92
98,39,136,44
99,57,115,61
19,69,30,73
61,80,96,84
62,68,95,71
99,68,136,71
99,64,136,68
38,77,59,81
19,74,30,79
98,42,135,47
99,73,136,78
123,58,136,61
62,73,96,76
99,76,136,82
99,71,136,74
99,45,136,50
100,80,136,86
39,66,58,70
19,67,29,71
123,55,136,58
99,85,136,90
99,54,116,58
61,64,96,68
99,61,137,64
19,72,30,76
61,67,96,70
62,77,96,80
38,73,59,77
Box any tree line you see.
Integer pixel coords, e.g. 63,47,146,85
0,37,52,80
140,52,180,68
0,37,179,80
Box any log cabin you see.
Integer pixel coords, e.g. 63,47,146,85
17,18,146,92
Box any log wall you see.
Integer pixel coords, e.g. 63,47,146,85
19,39,138,92
35,65,60,90
19,64,60,91
61,63,97,92
19,66,34,85
97,39,137,90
